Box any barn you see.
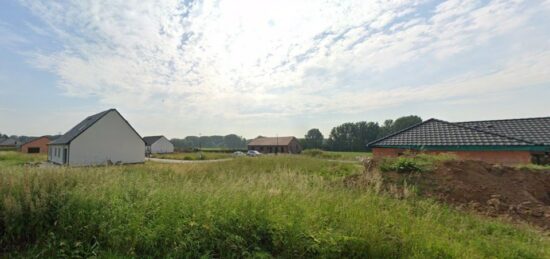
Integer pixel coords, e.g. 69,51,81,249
20,136,50,154
48,109,145,166
367,117,550,165
248,136,302,154
0,138,20,149
143,135,174,154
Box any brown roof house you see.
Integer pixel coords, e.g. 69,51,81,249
20,136,50,154
367,117,550,165
248,136,303,154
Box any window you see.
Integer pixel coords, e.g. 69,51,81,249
28,147,40,153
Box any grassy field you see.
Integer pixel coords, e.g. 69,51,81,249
151,151,233,160
1,151,549,258
301,149,372,161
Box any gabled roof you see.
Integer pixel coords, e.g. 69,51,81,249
50,109,144,145
368,118,537,148
456,117,550,145
143,135,165,146
248,136,297,146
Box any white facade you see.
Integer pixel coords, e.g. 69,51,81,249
48,144,68,164
148,136,174,154
49,110,145,166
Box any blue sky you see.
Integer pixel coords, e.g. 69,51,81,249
1,0,549,139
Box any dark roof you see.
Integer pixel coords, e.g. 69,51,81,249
456,117,550,145
248,136,297,146
50,109,144,145
0,138,19,146
143,136,164,146
368,118,538,147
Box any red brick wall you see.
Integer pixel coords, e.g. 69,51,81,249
20,137,50,154
372,147,532,165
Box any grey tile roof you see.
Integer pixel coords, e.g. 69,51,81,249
0,138,20,146
368,119,538,147
50,109,113,145
143,136,164,146
456,117,550,145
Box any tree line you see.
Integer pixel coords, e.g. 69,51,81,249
301,115,422,151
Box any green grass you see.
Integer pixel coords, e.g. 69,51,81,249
0,151,46,166
151,151,233,160
0,152,549,258
301,149,371,161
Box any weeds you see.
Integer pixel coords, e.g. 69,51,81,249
0,152,548,258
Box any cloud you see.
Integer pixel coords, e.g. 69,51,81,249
16,0,550,121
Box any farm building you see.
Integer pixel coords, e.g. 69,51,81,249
20,136,50,153
367,117,550,165
48,109,145,166
143,135,174,154
0,138,20,149
248,136,303,154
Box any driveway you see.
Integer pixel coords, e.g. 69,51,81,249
145,157,233,164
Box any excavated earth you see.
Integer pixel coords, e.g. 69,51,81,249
347,160,550,230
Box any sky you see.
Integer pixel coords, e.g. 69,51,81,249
0,0,549,139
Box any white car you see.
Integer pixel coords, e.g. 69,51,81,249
232,151,246,157
247,150,261,157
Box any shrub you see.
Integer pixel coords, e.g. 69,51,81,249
380,157,423,173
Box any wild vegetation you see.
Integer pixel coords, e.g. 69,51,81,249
1,151,549,258
151,151,233,161
301,149,371,161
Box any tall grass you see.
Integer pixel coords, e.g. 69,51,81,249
0,153,548,258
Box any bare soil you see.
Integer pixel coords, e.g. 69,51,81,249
347,160,550,230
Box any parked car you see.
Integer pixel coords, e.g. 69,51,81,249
232,151,245,157
247,150,261,157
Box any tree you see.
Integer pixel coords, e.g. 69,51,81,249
327,122,380,151
392,115,422,132
304,128,324,149
377,115,422,138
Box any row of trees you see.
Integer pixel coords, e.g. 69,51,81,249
171,134,247,150
301,115,422,151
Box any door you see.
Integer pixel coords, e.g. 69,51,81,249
62,148,68,164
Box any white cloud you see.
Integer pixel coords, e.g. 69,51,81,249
16,0,550,123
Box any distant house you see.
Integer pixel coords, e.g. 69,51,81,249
367,117,550,165
48,109,145,166
248,136,302,154
143,135,174,154
0,138,20,149
20,136,50,154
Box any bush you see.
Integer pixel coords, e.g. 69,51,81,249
380,157,423,173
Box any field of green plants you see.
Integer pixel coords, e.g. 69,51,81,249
151,151,233,161
1,151,549,258
301,149,371,161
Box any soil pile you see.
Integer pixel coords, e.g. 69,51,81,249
351,160,550,230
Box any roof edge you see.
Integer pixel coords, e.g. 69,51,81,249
367,118,436,147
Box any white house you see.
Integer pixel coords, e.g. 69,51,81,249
143,135,174,154
48,109,145,166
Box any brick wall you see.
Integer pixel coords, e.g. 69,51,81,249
372,147,532,165
20,137,50,154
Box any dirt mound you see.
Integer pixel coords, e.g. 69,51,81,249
349,160,550,230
